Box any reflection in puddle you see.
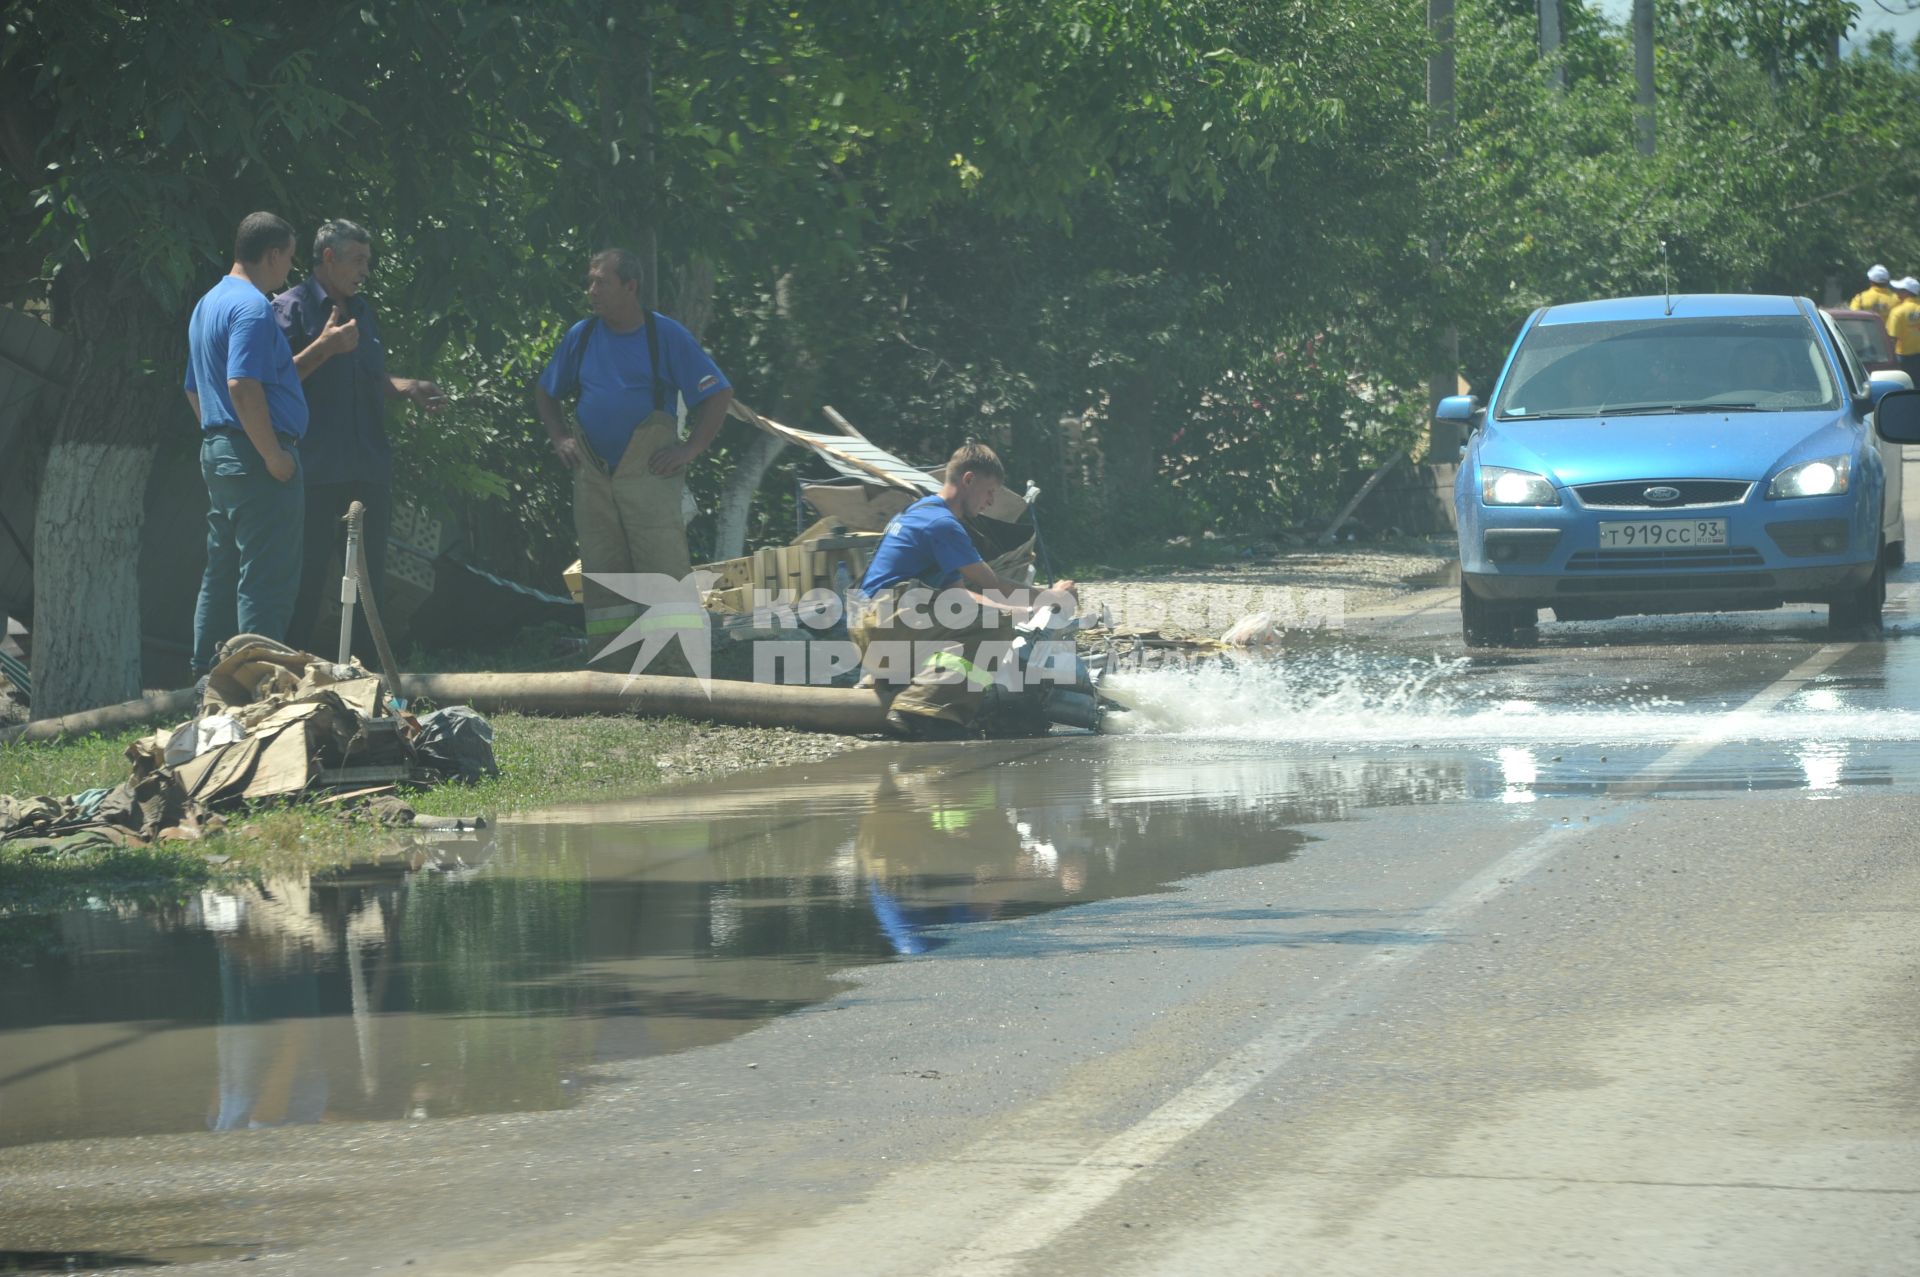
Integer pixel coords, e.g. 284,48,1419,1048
1497,747,1539,804
4,722,1914,1151
2,740,1409,1149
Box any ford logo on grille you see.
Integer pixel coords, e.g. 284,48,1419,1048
1643,485,1682,504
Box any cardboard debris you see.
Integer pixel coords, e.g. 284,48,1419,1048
4,637,491,849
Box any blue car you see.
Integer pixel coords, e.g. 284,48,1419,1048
1444,294,1911,647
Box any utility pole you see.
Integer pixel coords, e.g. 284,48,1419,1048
1540,0,1566,91
1633,0,1656,156
1427,0,1461,456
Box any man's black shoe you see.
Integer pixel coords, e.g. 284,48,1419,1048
885,709,972,741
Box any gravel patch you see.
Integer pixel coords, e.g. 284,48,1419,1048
1081,545,1456,641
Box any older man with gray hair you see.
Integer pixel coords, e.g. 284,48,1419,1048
276,218,446,658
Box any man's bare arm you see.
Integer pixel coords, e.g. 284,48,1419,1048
534,383,582,469
227,378,296,482
293,305,358,380
685,388,733,453
648,388,736,476
185,390,201,420
957,560,1033,601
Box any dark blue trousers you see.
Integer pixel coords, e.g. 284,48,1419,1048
191,430,304,675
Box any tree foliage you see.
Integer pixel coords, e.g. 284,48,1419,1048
6,0,1920,706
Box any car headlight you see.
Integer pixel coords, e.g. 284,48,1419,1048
1767,455,1851,499
1481,466,1560,507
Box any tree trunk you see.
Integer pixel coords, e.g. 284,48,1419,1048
1539,0,1565,91
1100,365,1166,541
29,260,181,720
663,252,781,562
1633,0,1656,156
1427,0,1460,453
711,430,789,561
667,255,717,341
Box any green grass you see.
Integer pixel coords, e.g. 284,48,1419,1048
0,725,152,799
1,712,853,910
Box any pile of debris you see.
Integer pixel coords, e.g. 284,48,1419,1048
0,634,497,854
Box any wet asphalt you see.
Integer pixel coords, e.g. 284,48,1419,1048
5,470,1920,1274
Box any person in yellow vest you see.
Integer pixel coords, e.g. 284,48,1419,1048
1850,264,1900,318
1888,277,1920,384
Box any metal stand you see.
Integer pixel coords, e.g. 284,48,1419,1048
344,501,407,708
337,511,361,665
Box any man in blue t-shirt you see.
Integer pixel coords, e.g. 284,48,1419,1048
851,442,1077,739
532,248,734,663
182,211,308,677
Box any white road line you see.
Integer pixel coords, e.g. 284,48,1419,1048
1616,641,1853,789
935,639,1857,1276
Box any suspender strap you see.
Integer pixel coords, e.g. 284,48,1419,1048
643,312,666,415
564,313,668,416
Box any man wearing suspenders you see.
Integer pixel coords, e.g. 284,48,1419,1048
533,248,734,663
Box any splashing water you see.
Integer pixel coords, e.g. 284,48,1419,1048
1101,651,1920,746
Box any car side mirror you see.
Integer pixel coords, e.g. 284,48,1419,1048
1875,387,1920,444
1869,369,1915,411
1435,394,1481,425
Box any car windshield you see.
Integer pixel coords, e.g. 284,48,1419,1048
1494,314,1841,419
1832,314,1889,366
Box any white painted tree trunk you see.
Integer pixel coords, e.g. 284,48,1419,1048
27,260,180,720
30,440,154,719
712,431,788,561
664,253,790,561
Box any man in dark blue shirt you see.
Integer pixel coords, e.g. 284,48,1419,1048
183,211,308,676
850,442,1076,738
276,220,445,658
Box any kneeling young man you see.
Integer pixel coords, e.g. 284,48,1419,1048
850,441,1076,739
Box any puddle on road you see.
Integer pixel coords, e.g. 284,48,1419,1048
0,1244,259,1270
10,638,1920,1150
2,739,1405,1149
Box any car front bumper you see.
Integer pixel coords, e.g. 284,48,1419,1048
1456,487,1879,613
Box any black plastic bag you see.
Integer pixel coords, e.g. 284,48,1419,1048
414,706,499,783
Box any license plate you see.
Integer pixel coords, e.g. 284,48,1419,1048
1597,519,1728,550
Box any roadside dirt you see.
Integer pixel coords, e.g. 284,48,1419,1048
1080,544,1456,641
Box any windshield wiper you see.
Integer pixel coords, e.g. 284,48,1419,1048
1503,401,1775,420
1604,402,1770,415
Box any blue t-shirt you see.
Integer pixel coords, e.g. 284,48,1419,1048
860,495,983,593
183,275,308,439
273,278,390,485
536,313,730,467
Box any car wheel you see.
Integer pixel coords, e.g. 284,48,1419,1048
1461,583,1523,649
1828,550,1887,638
1509,608,1541,648
1885,540,1906,569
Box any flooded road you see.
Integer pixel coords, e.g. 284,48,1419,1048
13,637,1920,1151
6,547,1920,1273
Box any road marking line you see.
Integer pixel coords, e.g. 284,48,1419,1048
935,640,1857,1275
1612,642,1853,793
